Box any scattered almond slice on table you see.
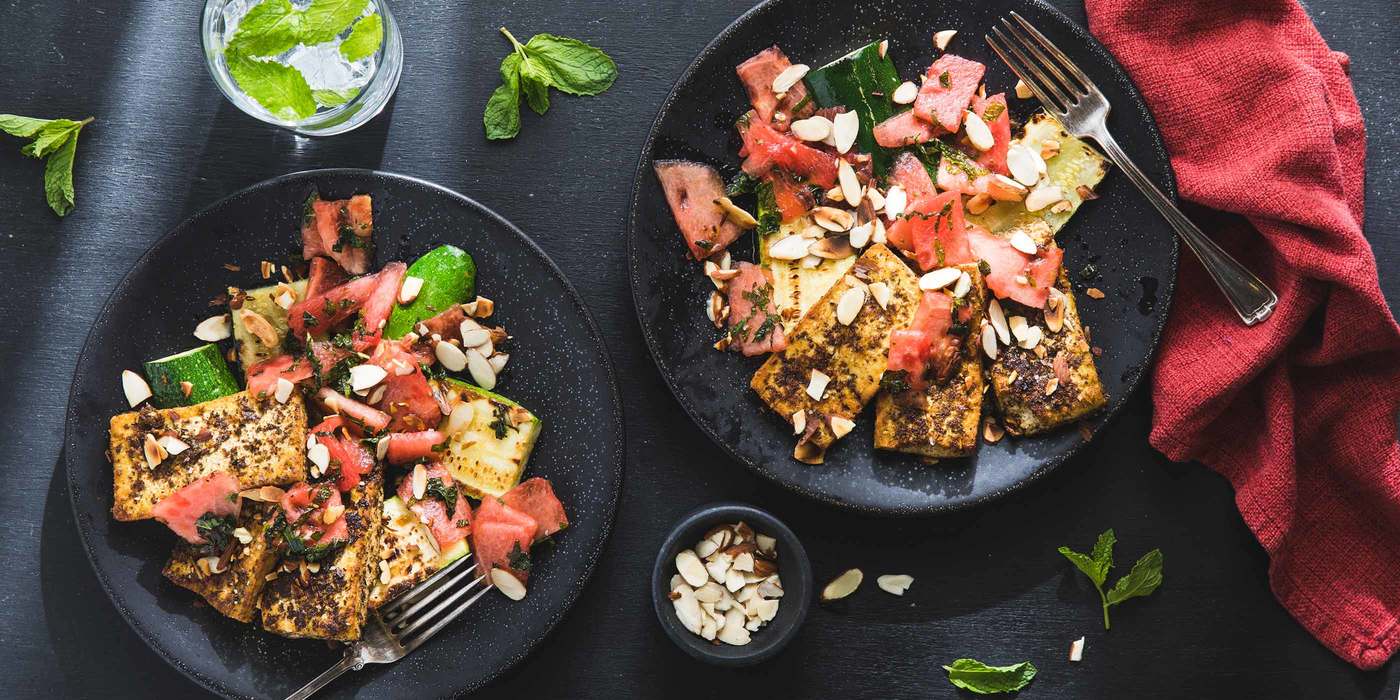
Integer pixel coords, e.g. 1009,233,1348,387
670,522,783,646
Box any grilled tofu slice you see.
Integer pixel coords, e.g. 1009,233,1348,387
259,473,385,641
162,502,279,623
989,268,1105,435
750,244,922,464
109,391,307,521
874,264,987,458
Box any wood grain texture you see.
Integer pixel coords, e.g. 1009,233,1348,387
0,0,1395,698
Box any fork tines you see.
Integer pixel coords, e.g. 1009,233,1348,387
377,553,492,653
986,11,1099,115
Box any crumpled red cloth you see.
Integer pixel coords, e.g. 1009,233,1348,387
1085,0,1400,670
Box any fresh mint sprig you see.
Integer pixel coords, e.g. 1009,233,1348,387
484,27,618,140
942,658,1037,695
0,113,93,216
1058,528,1163,629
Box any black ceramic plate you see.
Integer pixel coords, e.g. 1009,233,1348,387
64,170,624,699
628,0,1177,515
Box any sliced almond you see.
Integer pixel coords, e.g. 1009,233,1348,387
465,347,497,390
837,160,863,206
676,549,709,588
988,299,1010,344
952,272,972,298
877,574,914,596
806,369,830,401
1086,287,1106,300
1025,185,1063,212
717,608,751,645
1050,200,1073,214
349,363,388,392
790,115,833,142
491,568,528,601
1069,636,1086,662
307,441,330,473
238,309,279,348
706,290,726,328
1044,376,1060,396
194,314,232,342
919,267,961,291
398,276,424,304
848,222,873,249
791,409,807,436
158,435,190,456
143,433,167,468
273,376,295,404
812,206,856,232
964,110,994,151
981,323,999,360
872,217,888,244
865,187,885,210
832,111,859,154
809,236,855,260
768,233,810,261
121,370,152,408
705,555,732,584
1007,142,1043,186
821,568,864,602
411,463,428,500
1045,288,1067,333
1018,325,1044,350
883,185,908,219
444,403,475,436
771,64,809,94
835,286,866,326
868,281,891,310
1076,184,1099,201
695,538,720,559
829,415,855,439
1015,79,1033,99
1009,230,1039,255
878,39,889,58
716,196,758,229
892,80,918,105
965,192,993,214
986,174,1028,202
1008,315,1029,342
933,29,957,50
983,417,1005,443
1040,139,1061,160
825,186,845,203
322,503,345,525
274,284,298,310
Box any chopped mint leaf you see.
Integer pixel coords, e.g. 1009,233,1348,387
339,12,383,62
521,33,618,96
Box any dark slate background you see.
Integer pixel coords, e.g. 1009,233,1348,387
2,0,1396,697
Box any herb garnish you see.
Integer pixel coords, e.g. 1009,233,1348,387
982,101,1006,121
754,181,781,237
938,70,952,88
195,513,237,552
267,510,347,563
506,541,532,572
302,310,319,328
943,659,1037,695
423,477,459,517
488,403,518,440
484,27,618,140
0,114,93,216
1058,529,1163,629
879,370,911,394
725,172,760,197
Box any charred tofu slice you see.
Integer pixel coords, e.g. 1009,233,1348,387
750,244,921,463
259,474,385,641
989,269,1105,435
874,264,987,458
109,391,307,521
162,502,279,623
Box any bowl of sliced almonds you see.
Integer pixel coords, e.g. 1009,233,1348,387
652,503,812,666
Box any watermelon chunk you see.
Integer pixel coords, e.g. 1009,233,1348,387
286,271,380,338
913,54,986,133
302,194,374,275
972,93,1011,175
738,115,839,188
396,463,472,550
384,431,448,464
967,227,1063,308
245,354,311,398
151,471,242,544
886,192,973,270
654,160,743,260
279,482,349,546
314,387,392,434
367,339,442,433
889,151,936,201
309,415,376,492
887,328,933,391
736,46,817,124
502,478,569,542
726,262,788,356
873,110,940,148
351,261,407,352
473,496,540,582
304,256,349,299
769,169,815,223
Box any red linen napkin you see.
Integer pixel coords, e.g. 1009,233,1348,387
1084,0,1400,669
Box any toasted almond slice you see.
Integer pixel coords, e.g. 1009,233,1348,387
158,435,190,456
733,552,755,573
445,402,475,436
878,39,889,58
349,363,388,392
716,196,758,229
122,370,152,408
411,463,428,499
491,568,528,601
884,185,908,219
791,409,807,436
869,281,891,310
322,503,345,525
806,369,830,401
892,80,918,105
1015,79,1033,99
398,276,424,304
848,222,873,249
725,568,746,593
987,299,1010,344
812,206,856,232
964,110,994,151
952,272,972,298
832,111,859,154
835,286,866,326
1077,184,1099,201
865,187,885,210
934,29,957,50
1007,142,1042,186
829,415,855,439
821,568,863,602
771,64,809,94
983,417,1005,443
273,376,295,404
877,574,914,596
981,323,999,360
985,174,1028,202
1025,185,1063,212
143,433,167,468
1086,287,1106,300
1045,288,1067,333
717,608,751,645
705,556,731,584
809,235,855,260
460,327,492,348
1008,315,1029,342
676,549,709,587
768,233,810,260
1018,325,1044,350
1045,377,1060,396
194,314,232,342
1040,139,1061,160
873,217,888,244
308,441,330,472
1050,200,1073,214
238,309,279,347
825,186,845,203
1009,230,1038,255
233,526,253,545
465,347,497,390
1069,636,1086,662
790,115,833,142
695,538,720,559
965,192,993,214
919,267,961,291
837,160,863,206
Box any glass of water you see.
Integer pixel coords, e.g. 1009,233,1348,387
201,0,403,136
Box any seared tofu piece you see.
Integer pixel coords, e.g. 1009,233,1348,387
259,473,385,641
874,264,987,458
162,502,279,623
989,269,1105,435
109,391,307,521
750,244,921,464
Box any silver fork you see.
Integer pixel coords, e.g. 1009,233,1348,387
286,554,492,700
987,12,1277,325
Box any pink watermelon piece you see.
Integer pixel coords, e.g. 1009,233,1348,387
967,227,1063,308
396,463,472,550
889,151,936,201
735,46,816,124
972,93,1011,175
726,262,788,356
654,160,743,260
502,478,569,542
152,471,242,544
913,54,986,133
473,497,540,582
873,110,940,148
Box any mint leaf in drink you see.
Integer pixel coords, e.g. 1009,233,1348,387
312,88,359,108
0,113,92,216
227,51,318,121
227,0,302,57
942,659,1037,695
299,0,369,45
1059,529,1163,629
523,33,618,96
483,53,522,140
338,12,383,61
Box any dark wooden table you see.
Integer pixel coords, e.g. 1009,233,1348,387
3,1,1397,697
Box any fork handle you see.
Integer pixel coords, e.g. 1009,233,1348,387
1090,128,1277,325
285,652,361,700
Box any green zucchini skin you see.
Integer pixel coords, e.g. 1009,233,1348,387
143,343,240,407
384,245,477,339
804,41,902,175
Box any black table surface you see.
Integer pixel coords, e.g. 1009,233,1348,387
3,1,1397,698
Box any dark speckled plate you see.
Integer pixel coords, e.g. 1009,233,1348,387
64,170,624,698
627,0,1177,515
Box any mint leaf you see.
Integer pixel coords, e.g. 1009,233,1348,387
0,114,54,138
312,88,359,108
519,57,552,115
299,0,368,44
1057,547,1104,587
227,0,301,57
227,52,317,120
1106,548,1163,606
21,119,85,159
44,131,79,217
943,659,1037,694
338,12,382,61
484,53,522,140
1090,528,1116,578
522,33,618,96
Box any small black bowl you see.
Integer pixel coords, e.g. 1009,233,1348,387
652,503,812,666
